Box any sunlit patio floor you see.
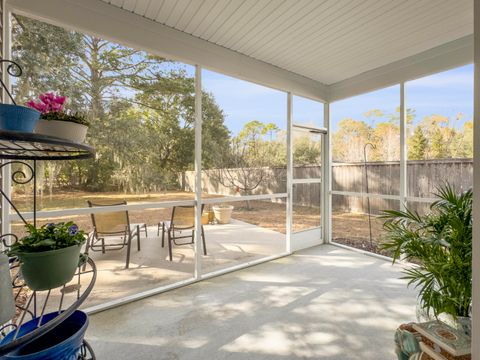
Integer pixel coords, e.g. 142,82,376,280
81,219,286,308
86,244,417,360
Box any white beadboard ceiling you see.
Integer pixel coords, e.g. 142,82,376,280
101,0,472,85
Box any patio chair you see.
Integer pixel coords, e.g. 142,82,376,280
157,205,206,261
86,200,148,269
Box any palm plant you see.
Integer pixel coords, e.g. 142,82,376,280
382,184,472,318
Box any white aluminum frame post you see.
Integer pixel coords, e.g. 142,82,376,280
286,92,293,253
471,0,480,357
194,64,202,279
399,82,407,211
322,102,331,243
1,4,11,239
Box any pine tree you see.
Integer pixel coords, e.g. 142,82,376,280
408,126,428,160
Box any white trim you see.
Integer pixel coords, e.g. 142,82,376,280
472,0,480,356
406,196,437,203
201,193,287,205
330,191,437,204
331,190,401,201
291,227,322,251
286,92,293,253
6,0,328,102
83,251,291,315
292,124,327,134
194,64,202,279
8,200,197,222
292,178,322,185
329,35,473,102
8,193,289,221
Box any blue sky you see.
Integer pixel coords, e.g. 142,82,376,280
201,64,473,135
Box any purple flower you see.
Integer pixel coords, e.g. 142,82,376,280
68,225,78,236
46,223,55,229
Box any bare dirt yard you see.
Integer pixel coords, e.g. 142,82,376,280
11,190,391,256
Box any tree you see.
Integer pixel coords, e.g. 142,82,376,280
293,134,321,165
332,118,370,162
212,120,282,205
408,126,428,160
11,15,230,194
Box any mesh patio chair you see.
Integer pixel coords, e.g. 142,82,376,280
157,205,206,261
86,200,148,269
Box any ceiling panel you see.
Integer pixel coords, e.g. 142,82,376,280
101,0,473,85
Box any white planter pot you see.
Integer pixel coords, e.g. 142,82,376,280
35,119,88,143
213,205,234,224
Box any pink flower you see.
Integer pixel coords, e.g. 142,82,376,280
25,92,68,114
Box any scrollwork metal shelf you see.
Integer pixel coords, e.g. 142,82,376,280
0,130,95,161
0,258,97,359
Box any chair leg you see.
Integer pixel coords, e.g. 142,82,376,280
143,224,148,237
137,225,141,251
161,222,165,247
126,233,132,269
168,229,173,261
157,223,160,237
101,238,105,254
83,233,92,271
201,226,207,255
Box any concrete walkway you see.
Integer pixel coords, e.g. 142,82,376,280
86,245,417,360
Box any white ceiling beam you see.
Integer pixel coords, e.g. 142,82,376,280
329,35,473,102
6,0,329,102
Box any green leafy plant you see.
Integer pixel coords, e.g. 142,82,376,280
41,111,90,126
381,184,472,318
6,222,86,255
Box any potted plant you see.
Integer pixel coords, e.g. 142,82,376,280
1,310,88,359
5,222,86,291
0,103,40,133
212,204,234,224
381,184,472,335
26,92,89,143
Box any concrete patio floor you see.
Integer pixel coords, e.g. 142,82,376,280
86,244,417,360
82,219,286,308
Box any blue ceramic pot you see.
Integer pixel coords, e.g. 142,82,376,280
0,104,40,132
0,310,89,360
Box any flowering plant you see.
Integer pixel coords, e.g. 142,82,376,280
6,222,86,255
26,92,89,127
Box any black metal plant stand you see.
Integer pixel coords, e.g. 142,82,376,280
0,131,96,359
0,60,97,359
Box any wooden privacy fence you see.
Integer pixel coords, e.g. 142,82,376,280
183,159,473,214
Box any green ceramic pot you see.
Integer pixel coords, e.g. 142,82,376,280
18,244,84,291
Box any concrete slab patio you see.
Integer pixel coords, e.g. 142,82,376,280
86,244,417,360
82,219,286,308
